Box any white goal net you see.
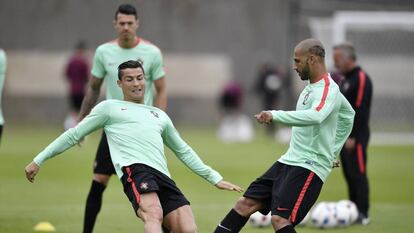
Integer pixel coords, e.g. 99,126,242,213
309,11,414,144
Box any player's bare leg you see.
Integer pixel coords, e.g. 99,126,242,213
93,174,111,185
214,197,264,232
163,205,197,233
234,197,264,216
137,192,163,233
271,215,293,232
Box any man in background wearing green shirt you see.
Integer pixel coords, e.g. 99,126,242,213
0,48,6,144
78,4,167,233
25,60,243,233
214,38,355,233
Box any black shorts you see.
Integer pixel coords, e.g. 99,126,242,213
93,132,116,175
121,163,190,217
69,93,84,111
244,161,323,225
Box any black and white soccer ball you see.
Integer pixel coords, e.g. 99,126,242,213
249,211,272,228
336,200,358,226
311,202,337,228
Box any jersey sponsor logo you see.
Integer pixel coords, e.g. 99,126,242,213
305,160,314,166
150,110,159,118
121,108,128,111
276,207,290,211
302,91,311,105
107,62,117,67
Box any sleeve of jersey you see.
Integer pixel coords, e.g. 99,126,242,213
90,47,105,79
150,48,166,81
33,102,110,166
0,50,6,91
0,50,6,73
333,95,355,156
162,116,223,185
271,85,339,126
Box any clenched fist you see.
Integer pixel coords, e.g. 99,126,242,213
25,161,40,183
254,111,273,124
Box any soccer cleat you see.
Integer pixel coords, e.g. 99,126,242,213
355,213,370,225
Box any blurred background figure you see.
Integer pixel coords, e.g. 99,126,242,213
333,42,373,225
330,71,345,85
0,48,6,145
64,40,89,130
253,63,284,136
218,80,253,143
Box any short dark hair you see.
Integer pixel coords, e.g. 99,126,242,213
333,42,357,61
118,60,144,80
115,4,138,20
308,45,325,59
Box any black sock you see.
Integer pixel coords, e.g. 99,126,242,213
214,209,249,233
83,180,106,233
276,225,296,233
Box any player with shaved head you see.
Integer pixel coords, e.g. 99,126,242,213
214,38,356,233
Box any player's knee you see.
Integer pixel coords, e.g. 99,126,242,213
234,197,261,216
179,224,197,233
271,215,290,230
139,204,163,224
93,174,110,186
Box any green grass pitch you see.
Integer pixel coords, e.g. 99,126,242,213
1,125,413,233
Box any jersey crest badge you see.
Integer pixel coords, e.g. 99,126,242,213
302,91,311,105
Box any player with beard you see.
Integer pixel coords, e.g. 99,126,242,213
214,38,355,233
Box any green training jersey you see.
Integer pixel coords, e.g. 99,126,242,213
0,49,6,125
91,38,165,106
33,100,223,185
271,74,355,182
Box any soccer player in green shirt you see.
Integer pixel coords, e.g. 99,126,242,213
0,48,6,144
25,60,243,233
214,38,355,233
78,4,168,233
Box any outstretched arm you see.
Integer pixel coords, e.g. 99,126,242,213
162,116,243,192
25,102,109,183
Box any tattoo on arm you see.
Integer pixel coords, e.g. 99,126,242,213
78,77,103,121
